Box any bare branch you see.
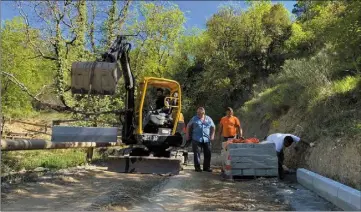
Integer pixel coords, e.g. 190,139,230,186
26,55,56,60
0,71,66,112
115,0,132,25
0,71,126,115
65,36,77,45
18,2,58,61
34,84,53,98
64,0,71,7
89,1,97,53
61,19,72,28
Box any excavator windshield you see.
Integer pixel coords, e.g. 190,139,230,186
136,77,182,135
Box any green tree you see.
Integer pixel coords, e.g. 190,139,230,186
128,2,186,79
0,17,55,117
173,2,293,120
15,1,132,118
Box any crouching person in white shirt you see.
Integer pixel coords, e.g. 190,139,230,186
262,133,314,180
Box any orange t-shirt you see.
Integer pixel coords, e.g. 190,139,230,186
220,116,241,137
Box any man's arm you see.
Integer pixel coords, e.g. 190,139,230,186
210,126,215,140
292,135,314,147
238,124,243,138
236,118,243,138
186,118,193,141
294,138,315,152
218,123,223,138
210,118,216,140
299,139,315,147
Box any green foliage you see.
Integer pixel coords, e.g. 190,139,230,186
292,1,361,70
332,76,361,94
279,49,335,89
128,2,186,79
4,0,361,138
325,1,361,72
173,2,293,121
0,17,55,118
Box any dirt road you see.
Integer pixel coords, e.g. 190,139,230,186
1,165,339,211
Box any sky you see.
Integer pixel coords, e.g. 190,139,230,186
1,1,297,29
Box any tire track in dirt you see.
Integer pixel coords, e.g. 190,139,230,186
1,166,167,211
1,165,340,211
131,167,340,211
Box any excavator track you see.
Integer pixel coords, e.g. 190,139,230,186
106,155,183,175
103,147,185,175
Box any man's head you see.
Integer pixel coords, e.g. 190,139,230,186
197,107,205,118
284,136,294,147
173,92,178,98
157,88,163,97
226,107,233,116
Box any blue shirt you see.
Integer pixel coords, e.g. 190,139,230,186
187,115,215,143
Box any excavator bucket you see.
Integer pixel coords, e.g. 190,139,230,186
71,62,121,95
106,156,183,175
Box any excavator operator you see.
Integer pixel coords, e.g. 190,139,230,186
155,88,166,109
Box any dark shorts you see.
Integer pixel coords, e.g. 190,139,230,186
223,136,236,141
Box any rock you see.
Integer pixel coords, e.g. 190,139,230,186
1,183,10,189
60,169,71,175
27,172,39,182
34,167,48,172
274,199,280,203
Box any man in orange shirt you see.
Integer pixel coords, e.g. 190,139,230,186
218,107,243,141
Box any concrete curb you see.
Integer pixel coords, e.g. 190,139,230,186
297,168,361,211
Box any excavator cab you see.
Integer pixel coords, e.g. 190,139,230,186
134,77,185,153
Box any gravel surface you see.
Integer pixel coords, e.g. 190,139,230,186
1,164,339,211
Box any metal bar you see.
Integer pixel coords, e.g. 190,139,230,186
1,139,122,151
51,126,119,142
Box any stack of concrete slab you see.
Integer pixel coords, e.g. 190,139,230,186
221,142,278,178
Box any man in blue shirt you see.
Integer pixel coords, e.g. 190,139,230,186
186,107,216,172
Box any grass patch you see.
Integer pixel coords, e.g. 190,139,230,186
27,111,72,122
332,76,361,94
309,76,361,108
1,149,91,174
240,83,296,117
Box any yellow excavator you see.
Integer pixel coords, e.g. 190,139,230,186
52,35,189,174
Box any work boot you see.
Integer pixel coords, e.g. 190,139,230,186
203,168,212,172
195,166,202,172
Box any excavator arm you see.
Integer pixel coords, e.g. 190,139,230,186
100,35,136,144
55,35,137,144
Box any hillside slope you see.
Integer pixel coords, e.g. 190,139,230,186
237,76,361,190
